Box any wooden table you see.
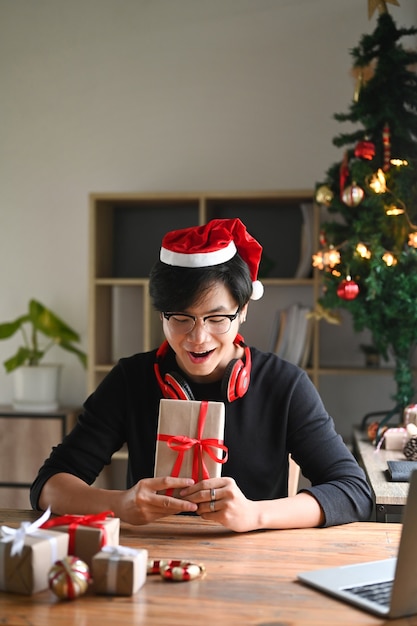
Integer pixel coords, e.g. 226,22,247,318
0,509,413,625
352,427,409,522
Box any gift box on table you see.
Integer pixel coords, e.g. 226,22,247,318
92,545,148,595
154,399,228,497
0,508,69,595
41,511,120,568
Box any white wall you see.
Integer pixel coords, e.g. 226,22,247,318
1,0,416,431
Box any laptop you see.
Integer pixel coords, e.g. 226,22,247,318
298,470,417,618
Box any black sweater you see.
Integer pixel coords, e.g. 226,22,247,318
30,346,372,526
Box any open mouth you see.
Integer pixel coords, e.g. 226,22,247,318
189,349,214,362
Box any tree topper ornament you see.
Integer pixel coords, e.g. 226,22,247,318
368,0,400,19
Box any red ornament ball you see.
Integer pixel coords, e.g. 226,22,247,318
341,183,365,207
48,556,90,600
354,140,376,160
337,279,359,300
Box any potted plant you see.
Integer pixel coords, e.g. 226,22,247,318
0,299,87,411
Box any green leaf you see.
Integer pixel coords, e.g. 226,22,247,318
0,316,29,339
29,299,80,343
4,347,43,373
59,341,88,368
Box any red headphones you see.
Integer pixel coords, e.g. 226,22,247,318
154,333,251,403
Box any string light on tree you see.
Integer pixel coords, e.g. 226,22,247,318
312,247,341,270
385,203,404,216
382,252,397,266
367,169,387,193
356,243,372,259
408,232,417,248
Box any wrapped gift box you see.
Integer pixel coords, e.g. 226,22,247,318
42,512,120,568
384,427,409,451
92,545,148,595
154,399,227,497
404,404,417,427
0,525,69,595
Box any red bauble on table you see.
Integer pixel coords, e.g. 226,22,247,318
337,278,359,300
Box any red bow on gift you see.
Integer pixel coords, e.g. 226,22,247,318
157,401,228,497
41,511,114,555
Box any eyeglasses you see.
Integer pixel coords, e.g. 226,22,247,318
162,308,240,335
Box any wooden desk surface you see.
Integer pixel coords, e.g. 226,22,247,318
0,510,412,626
353,427,409,506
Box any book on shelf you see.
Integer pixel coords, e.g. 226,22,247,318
270,303,313,368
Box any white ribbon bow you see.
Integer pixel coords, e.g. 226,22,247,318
101,545,139,559
0,507,52,556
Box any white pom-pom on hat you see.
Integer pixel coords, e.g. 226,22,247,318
160,218,264,300
251,279,264,301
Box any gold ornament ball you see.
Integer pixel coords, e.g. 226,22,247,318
341,183,365,207
315,185,334,206
48,556,90,600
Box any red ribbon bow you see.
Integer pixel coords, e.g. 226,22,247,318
41,510,114,555
157,401,228,496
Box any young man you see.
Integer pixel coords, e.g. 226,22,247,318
31,218,372,531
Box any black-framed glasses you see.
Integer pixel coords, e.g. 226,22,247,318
162,308,240,335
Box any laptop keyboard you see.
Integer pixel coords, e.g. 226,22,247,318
344,580,393,607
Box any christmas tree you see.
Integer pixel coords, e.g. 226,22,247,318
313,2,417,424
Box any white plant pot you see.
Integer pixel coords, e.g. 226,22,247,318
12,364,62,412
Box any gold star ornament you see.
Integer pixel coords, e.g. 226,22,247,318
368,0,400,19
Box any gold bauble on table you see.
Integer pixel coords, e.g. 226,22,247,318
48,556,90,600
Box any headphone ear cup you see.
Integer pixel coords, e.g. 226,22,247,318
164,372,195,401
221,349,251,403
221,358,242,403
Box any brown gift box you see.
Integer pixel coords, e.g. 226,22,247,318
42,514,120,568
154,399,227,497
92,546,148,595
0,529,69,595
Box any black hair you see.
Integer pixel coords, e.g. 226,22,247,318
149,253,252,312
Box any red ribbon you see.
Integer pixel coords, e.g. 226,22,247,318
339,151,349,198
41,510,114,555
157,401,228,496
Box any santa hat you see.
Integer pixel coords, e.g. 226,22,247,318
160,218,264,300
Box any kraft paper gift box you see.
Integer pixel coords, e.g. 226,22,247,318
41,511,120,568
154,399,228,497
92,545,148,595
0,509,69,595
383,427,409,451
404,404,417,427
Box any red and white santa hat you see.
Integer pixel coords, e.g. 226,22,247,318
160,218,264,300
